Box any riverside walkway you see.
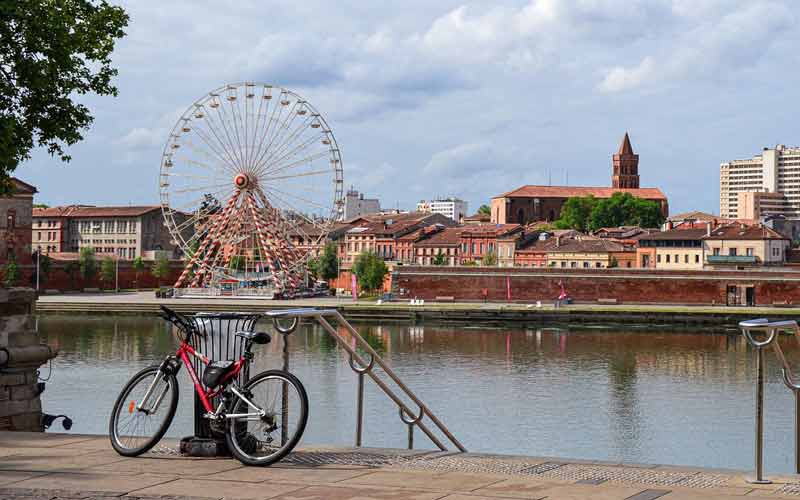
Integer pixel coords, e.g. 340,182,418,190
35,291,800,327
1,432,800,499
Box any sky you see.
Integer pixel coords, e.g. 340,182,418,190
19,0,800,216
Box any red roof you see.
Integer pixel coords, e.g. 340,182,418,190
495,185,667,200
705,223,788,241
10,177,37,195
416,227,463,246
460,223,522,237
34,205,162,218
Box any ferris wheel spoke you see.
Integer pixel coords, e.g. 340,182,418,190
251,118,316,177
225,92,248,170
251,104,311,172
260,150,330,179
211,101,247,170
260,183,330,213
250,97,300,174
188,122,241,175
249,86,270,168
252,93,289,170
262,167,332,183
196,107,243,172
258,134,321,177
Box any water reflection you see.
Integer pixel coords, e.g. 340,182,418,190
35,314,800,473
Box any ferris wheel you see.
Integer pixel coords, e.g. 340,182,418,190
158,82,344,291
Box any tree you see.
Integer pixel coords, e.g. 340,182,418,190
38,253,51,285
0,0,129,191
609,256,619,268
588,192,664,232
352,251,388,293
132,256,145,286
478,204,491,215
306,256,320,279
317,243,339,281
79,247,97,284
554,196,598,232
482,250,497,266
64,261,79,289
100,256,115,289
3,255,18,287
151,254,170,287
432,251,446,265
33,203,49,208
228,255,244,271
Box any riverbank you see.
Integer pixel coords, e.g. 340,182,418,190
35,291,800,328
1,431,798,499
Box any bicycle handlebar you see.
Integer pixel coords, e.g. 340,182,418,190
159,305,203,339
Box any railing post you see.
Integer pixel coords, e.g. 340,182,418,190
349,353,374,447
795,389,800,475
752,344,770,484
282,332,290,446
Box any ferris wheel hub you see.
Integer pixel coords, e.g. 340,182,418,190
234,173,253,190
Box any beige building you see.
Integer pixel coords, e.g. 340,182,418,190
544,238,627,269
704,223,789,267
635,229,706,270
33,206,188,260
720,145,800,219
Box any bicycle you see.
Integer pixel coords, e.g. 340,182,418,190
108,305,308,466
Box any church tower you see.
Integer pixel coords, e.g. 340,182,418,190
612,132,640,189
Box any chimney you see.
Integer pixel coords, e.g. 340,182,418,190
706,222,712,237
556,235,561,248
666,221,673,230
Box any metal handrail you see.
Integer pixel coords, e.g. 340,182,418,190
739,318,800,483
267,308,467,452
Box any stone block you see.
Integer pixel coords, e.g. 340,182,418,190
9,384,38,401
0,372,26,386
0,398,40,418
9,412,42,431
6,329,41,347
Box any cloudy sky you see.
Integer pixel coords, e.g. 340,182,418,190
20,0,800,215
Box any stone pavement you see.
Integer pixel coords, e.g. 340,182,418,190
2,432,800,500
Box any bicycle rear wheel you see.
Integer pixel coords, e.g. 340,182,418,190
109,365,179,456
225,369,308,466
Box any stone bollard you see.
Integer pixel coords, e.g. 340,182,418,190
0,288,58,431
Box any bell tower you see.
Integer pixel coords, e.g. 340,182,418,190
612,132,639,189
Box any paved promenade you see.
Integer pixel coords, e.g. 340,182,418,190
2,432,800,499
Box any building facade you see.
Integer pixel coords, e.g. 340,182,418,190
1,178,37,264
416,198,469,223
704,224,788,267
33,206,187,260
720,145,800,219
458,224,522,264
341,188,381,221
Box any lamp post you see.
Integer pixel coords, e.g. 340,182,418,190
115,255,119,292
35,250,40,291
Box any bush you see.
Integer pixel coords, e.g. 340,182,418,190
352,251,388,292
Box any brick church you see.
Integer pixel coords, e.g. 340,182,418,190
490,133,668,224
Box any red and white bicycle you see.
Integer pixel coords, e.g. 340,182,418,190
108,306,308,466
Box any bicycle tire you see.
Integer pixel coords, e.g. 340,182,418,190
225,369,308,466
109,365,179,457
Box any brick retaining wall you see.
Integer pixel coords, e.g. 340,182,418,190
393,267,800,306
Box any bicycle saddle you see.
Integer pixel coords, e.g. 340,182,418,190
235,331,271,345
202,360,236,388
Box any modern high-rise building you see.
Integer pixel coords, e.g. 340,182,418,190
416,197,469,222
720,145,800,219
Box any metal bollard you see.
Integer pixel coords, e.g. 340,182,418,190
751,345,770,484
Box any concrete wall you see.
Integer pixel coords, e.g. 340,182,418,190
393,266,800,306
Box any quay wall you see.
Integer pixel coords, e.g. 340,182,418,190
393,266,800,306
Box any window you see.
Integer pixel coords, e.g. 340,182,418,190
130,248,136,259
6,209,15,229
471,243,475,253
684,254,688,263
570,262,577,268
596,262,602,268
583,262,589,268
626,262,632,268
479,243,484,253
105,221,114,233
666,254,670,263
695,255,700,263
37,232,41,240
713,247,720,256
657,254,661,263
729,248,737,256
560,261,566,268
746,248,754,256
675,254,679,263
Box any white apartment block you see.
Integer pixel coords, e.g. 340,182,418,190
416,198,468,222
720,145,800,219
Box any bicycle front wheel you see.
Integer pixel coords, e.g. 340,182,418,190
109,365,179,456
226,370,308,466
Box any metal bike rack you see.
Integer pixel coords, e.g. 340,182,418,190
739,318,800,483
181,311,262,456
268,308,467,452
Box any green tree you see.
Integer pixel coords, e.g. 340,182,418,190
33,203,49,208
609,256,619,268
3,255,19,287
478,204,491,215
482,250,498,266
132,256,145,286
306,256,320,279
352,251,388,293
228,255,244,271
317,243,339,281
432,251,446,266
588,192,664,232
38,253,51,284
151,254,170,287
0,0,129,191
100,256,115,289
79,247,97,283
554,195,598,232
64,261,79,289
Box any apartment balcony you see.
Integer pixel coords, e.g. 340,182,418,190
706,255,758,264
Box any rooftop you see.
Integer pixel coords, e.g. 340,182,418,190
33,205,162,218
460,223,522,237
705,223,788,241
416,227,463,246
495,185,667,200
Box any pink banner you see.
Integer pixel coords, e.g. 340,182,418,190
351,273,358,300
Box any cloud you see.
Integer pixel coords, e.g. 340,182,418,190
599,2,795,92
